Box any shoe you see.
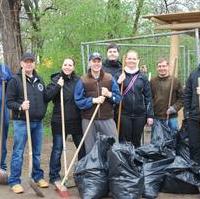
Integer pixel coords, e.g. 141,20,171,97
36,179,49,188
11,184,24,194
54,180,67,191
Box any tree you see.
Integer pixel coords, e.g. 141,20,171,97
0,0,22,72
133,0,145,35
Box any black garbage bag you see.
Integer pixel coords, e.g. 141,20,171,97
176,120,191,163
176,137,191,163
108,143,144,199
161,156,200,194
161,173,199,194
74,135,115,199
143,158,174,199
136,144,174,163
151,119,176,150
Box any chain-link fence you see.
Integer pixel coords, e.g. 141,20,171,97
81,29,200,85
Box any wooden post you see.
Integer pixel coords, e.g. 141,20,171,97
169,32,179,77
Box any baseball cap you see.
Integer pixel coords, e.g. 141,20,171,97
21,52,35,62
89,52,102,61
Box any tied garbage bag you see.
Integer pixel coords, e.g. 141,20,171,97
151,119,176,150
143,158,174,199
161,156,200,194
74,135,115,199
108,143,144,199
136,144,172,162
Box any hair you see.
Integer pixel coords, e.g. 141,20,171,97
106,43,120,52
63,57,76,66
125,50,139,59
157,57,169,65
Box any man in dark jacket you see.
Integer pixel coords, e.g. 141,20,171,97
103,43,122,123
74,52,121,154
184,64,200,165
102,43,122,78
6,53,49,194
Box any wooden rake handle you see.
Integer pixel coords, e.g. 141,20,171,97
167,57,178,120
61,103,101,185
60,86,68,180
117,55,125,135
22,69,33,177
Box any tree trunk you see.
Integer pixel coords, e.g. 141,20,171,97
0,0,23,73
133,0,145,35
106,0,121,39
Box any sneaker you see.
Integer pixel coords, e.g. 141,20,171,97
54,180,67,191
11,184,24,194
36,179,49,188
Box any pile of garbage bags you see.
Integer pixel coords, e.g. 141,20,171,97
74,119,200,199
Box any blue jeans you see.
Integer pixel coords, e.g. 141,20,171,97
49,133,85,183
158,117,179,132
8,120,44,186
0,97,9,170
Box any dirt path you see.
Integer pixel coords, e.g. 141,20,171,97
0,133,199,199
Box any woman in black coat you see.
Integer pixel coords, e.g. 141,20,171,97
46,58,85,187
117,50,154,148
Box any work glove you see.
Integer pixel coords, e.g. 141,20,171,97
166,106,176,115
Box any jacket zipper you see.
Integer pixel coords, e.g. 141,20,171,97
97,80,100,118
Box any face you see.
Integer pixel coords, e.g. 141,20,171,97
62,59,74,75
107,48,119,61
157,60,169,77
20,59,35,75
90,58,102,73
125,52,139,69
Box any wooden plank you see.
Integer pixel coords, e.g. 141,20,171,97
155,22,200,30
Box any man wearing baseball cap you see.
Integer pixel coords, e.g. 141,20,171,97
74,52,121,154
6,52,49,193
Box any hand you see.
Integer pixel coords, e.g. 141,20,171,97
147,118,153,126
21,100,30,110
197,86,200,95
57,77,64,87
92,96,105,104
117,72,126,84
166,106,176,115
101,87,112,98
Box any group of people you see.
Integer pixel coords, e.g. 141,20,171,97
1,43,200,195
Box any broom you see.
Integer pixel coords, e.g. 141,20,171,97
56,103,101,197
55,85,70,198
22,69,44,197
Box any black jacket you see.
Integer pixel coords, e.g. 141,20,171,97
184,65,200,121
6,69,48,121
118,70,154,118
102,59,122,79
46,72,81,124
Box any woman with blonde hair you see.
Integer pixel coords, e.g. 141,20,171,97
117,50,154,147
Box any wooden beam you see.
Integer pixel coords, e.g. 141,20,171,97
149,17,167,25
156,22,200,30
